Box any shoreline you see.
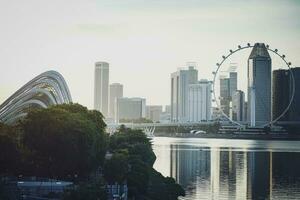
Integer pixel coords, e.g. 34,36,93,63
154,133,300,141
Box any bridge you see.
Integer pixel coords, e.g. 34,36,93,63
106,121,217,136
106,120,300,136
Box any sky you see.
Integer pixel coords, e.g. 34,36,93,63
0,0,300,109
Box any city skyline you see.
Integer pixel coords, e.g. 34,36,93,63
1,0,300,108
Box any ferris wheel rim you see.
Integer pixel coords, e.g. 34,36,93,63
212,43,295,127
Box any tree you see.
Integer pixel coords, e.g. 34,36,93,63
103,152,129,184
63,179,107,200
20,103,108,180
107,129,184,199
0,123,21,176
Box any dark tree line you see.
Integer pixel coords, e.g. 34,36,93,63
0,103,108,181
0,104,184,200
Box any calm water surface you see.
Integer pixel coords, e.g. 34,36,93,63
152,137,300,200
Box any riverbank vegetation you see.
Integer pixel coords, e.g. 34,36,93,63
0,103,184,200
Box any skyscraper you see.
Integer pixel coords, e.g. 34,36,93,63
219,71,237,117
232,90,245,122
109,83,123,120
248,43,271,126
229,72,237,98
220,77,230,116
288,68,300,121
272,69,290,121
188,79,212,122
171,65,198,122
272,67,300,122
94,62,109,117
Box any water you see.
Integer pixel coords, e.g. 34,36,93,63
152,137,300,200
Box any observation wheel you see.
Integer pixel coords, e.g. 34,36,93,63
211,43,295,127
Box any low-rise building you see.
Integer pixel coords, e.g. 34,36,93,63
116,98,146,123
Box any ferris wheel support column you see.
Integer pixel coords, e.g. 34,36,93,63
250,86,256,127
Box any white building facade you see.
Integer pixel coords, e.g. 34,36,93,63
188,80,212,122
146,105,163,122
94,62,109,117
171,66,198,122
116,97,146,122
109,83,123,120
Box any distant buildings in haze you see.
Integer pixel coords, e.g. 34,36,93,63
171,64,212,122
146,105,163,122
188,79,212,122
219,71,237,117
109,83,123,119
171,65,198,122
93,43,299,127
94,62,109,117
116,97,146,122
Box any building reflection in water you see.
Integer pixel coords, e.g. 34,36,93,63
153,140,300,200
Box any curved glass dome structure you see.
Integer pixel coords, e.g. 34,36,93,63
0,70,72,124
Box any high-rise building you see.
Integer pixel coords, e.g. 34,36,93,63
232,90,245,122
109,83,123,120
229,72,237,98
272,69,290,121
288,68,300,121
272,67,300,122
248,43,271,126
116,97,146,122
220,77,230,116
146,105,163,122
220,71,237,117
94,62,109,117
188,79,212,122
171,65,198,122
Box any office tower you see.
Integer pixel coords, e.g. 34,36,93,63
288,68,300,121
116,97,146,122
171,65,198,122
94,62,109,117
220,77,230,116
232,90,245,122
109,83,123,119
146,105,163,122
229,72,237,98
188,79,212,122
272,69,290,121
248,43,271,126
272,67,300,121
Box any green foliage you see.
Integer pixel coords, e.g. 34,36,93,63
20,103,108,180
63,179,107,200
108,129,184,199
147,169,185,200
127,157,149,197
103,152,129,184
0,123,21,176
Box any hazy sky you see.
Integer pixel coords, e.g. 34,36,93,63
1,0,300,108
